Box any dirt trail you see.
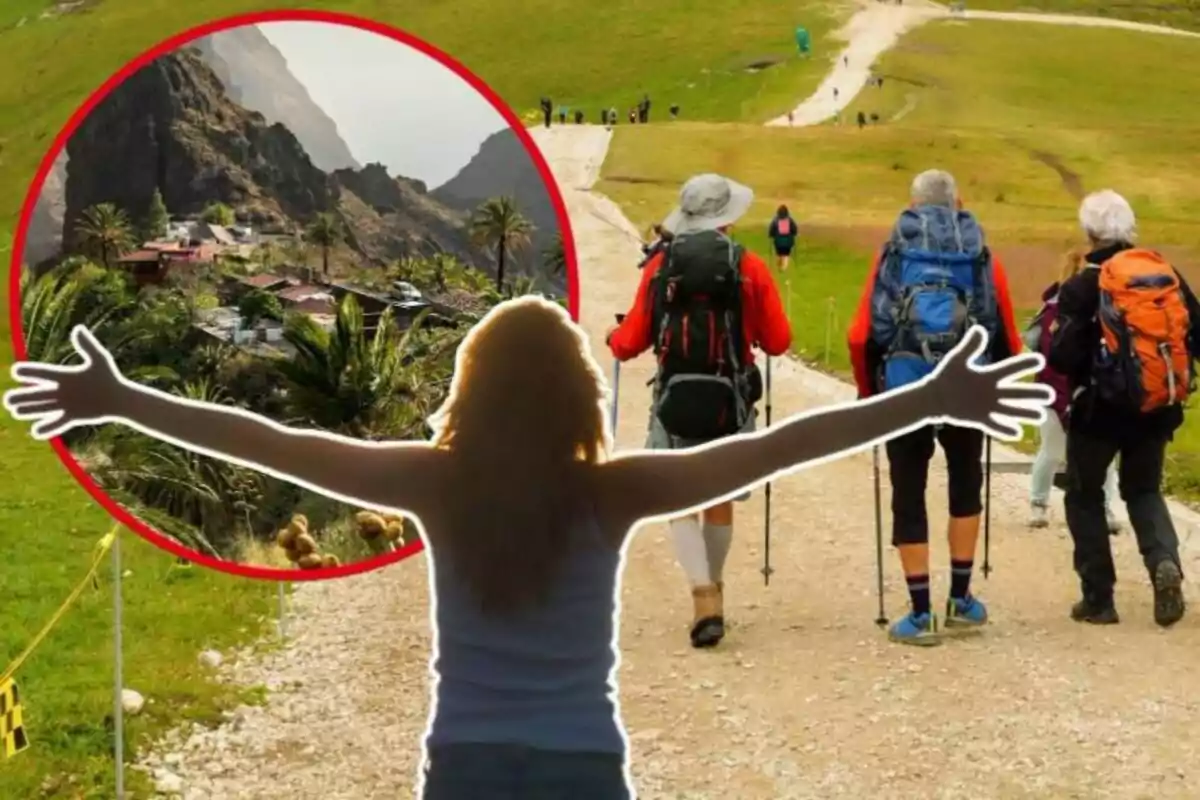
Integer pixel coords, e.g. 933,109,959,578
768,0,1200,127
140,10,1200,800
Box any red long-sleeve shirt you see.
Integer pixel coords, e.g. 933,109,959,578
609,249,792,364
847,248,1023,398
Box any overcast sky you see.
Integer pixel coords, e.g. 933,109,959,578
258,21,508,189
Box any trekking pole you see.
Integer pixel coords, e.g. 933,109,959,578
872,446,888,626
609,314,625,437
982,436,993,578
762,356,774,586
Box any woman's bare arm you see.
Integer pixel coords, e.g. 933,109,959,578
596,381,937,530
4,326,444,518
594,328,1050,535
110,385,444,515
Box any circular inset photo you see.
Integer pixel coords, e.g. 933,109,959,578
10,11,576,580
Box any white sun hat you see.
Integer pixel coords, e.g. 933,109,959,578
661,173,755,235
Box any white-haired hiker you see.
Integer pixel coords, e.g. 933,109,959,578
848,169,1026,646
1049,189,1200,628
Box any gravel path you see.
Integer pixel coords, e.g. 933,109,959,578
139,10,1200,800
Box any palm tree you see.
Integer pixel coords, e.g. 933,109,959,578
277,294,427,438
305,213,342,280
542,231,567,278
469,196,533,295
73,202,135,266
85,379,264,556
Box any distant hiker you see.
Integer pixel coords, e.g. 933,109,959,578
788,110,795,126
638,94,651,123
609,106,619,125
857,111,867,128
638,224,673,269
540,96,553,129
768,204,799,272
870,112,880,123
574,109,585,124
843,55,849,67
833,87,840,102
1049,190,1200,628
878,76,885,88
628,108,637,124
601,108,609,125
847,169,1024,646
669,104,680,119
608,174,794,649
1024,251,1120,533
558,106,568,124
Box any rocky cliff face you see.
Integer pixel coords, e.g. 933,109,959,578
60,48,477,267
23,151,67,266
192,26,360,173
25,25,362,265
433,128,562,284
64,48,335,242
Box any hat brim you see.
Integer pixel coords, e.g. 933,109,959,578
661,179,754,235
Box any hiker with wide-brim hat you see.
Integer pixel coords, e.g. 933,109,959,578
609,173,791,648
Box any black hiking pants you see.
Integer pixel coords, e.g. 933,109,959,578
886,424,984,546
1065,427,1181,606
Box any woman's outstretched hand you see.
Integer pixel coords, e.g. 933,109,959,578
4,326,128,440
927,326,1053,440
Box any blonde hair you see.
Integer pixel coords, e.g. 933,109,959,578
1059,247,1087,283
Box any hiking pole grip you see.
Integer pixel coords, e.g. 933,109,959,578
872,445,887,627
983,436,992,578
762,356,774,586
609,314,626,437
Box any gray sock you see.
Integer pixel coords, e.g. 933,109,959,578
703,523,733,584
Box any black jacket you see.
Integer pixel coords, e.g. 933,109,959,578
1048,242,1200,439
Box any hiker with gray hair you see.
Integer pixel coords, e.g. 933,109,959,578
1049,189,1200,628
607,174,793,649
847,168,1024,645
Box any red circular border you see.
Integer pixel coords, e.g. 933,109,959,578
8,9,580,582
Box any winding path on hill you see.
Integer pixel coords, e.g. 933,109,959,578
767,0,1200,127
139,7,1200,800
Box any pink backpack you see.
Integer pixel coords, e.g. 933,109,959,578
776,218,792,236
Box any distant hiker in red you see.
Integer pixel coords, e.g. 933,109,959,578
1023,250,1120,533
847,169,1023,647
609,174,793,649
768,204,799,272
1049,190,1200,628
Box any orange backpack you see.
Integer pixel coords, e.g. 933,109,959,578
1095,249,1192,412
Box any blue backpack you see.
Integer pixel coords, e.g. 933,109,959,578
869,206,1000,391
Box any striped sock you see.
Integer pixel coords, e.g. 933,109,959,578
950,559,974,600
905,574,931,616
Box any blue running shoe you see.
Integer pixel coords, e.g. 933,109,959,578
887,611,941,646
945,595,988,628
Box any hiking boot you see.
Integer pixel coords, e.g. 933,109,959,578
690,585,724,648
1152,559,1185,628
887,611,941,646
1106,512,1122,536
1070,598,1120,625
944,595,988,629
1027,502,1049,529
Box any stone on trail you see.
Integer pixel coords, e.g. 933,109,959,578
198,649,223,669
122,688,146,715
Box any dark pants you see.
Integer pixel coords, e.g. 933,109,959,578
886,424,984,546
1065,428,1181,605
543,112,552,128
423,744,630,800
